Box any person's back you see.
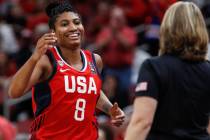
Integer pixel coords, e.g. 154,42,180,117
146,54,210,140
125,2,210,140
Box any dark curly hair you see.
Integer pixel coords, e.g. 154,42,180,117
45,1,78,29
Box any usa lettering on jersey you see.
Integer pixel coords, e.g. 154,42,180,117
64,75,97,94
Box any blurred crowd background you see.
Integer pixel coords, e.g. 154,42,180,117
0,0,209,139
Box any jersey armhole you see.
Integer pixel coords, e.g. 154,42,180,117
91,53,101,77
45,50,57,81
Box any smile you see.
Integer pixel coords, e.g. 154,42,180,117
65,32,80,40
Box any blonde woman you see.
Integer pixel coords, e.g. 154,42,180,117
125,2,210,140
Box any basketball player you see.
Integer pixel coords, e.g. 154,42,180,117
8,1,125,140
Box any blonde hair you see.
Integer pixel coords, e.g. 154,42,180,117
159,1,209,61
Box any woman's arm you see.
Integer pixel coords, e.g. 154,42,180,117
96,90,125,126
93,53,112,114
93,53,111,113
8,33,56,98
125,97,157,140
96,90,112,114
93,53,125,126
8,56,42,98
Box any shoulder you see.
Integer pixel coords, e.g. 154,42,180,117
144,54,178,68
205,60,210,68
141,56,163,69
38,54,51,67
93,53,103,73
82,50,103,73
93,53,102,62
141,55,173,79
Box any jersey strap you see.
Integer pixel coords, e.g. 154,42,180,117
91,53,101,76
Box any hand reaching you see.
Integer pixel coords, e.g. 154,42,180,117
109,102,125,127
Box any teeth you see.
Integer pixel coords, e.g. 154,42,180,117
68,33,79,37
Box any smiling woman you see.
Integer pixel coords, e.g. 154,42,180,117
51,11,84,49
46,1,84,52
8,1,125,140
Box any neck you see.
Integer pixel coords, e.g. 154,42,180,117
59,46,82,65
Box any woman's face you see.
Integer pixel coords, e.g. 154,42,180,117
54,11,84,49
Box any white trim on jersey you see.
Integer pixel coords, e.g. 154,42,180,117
54,46,88,72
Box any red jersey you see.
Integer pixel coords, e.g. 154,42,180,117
30,47,102,140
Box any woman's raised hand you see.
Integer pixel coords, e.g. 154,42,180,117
32,32,57,61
